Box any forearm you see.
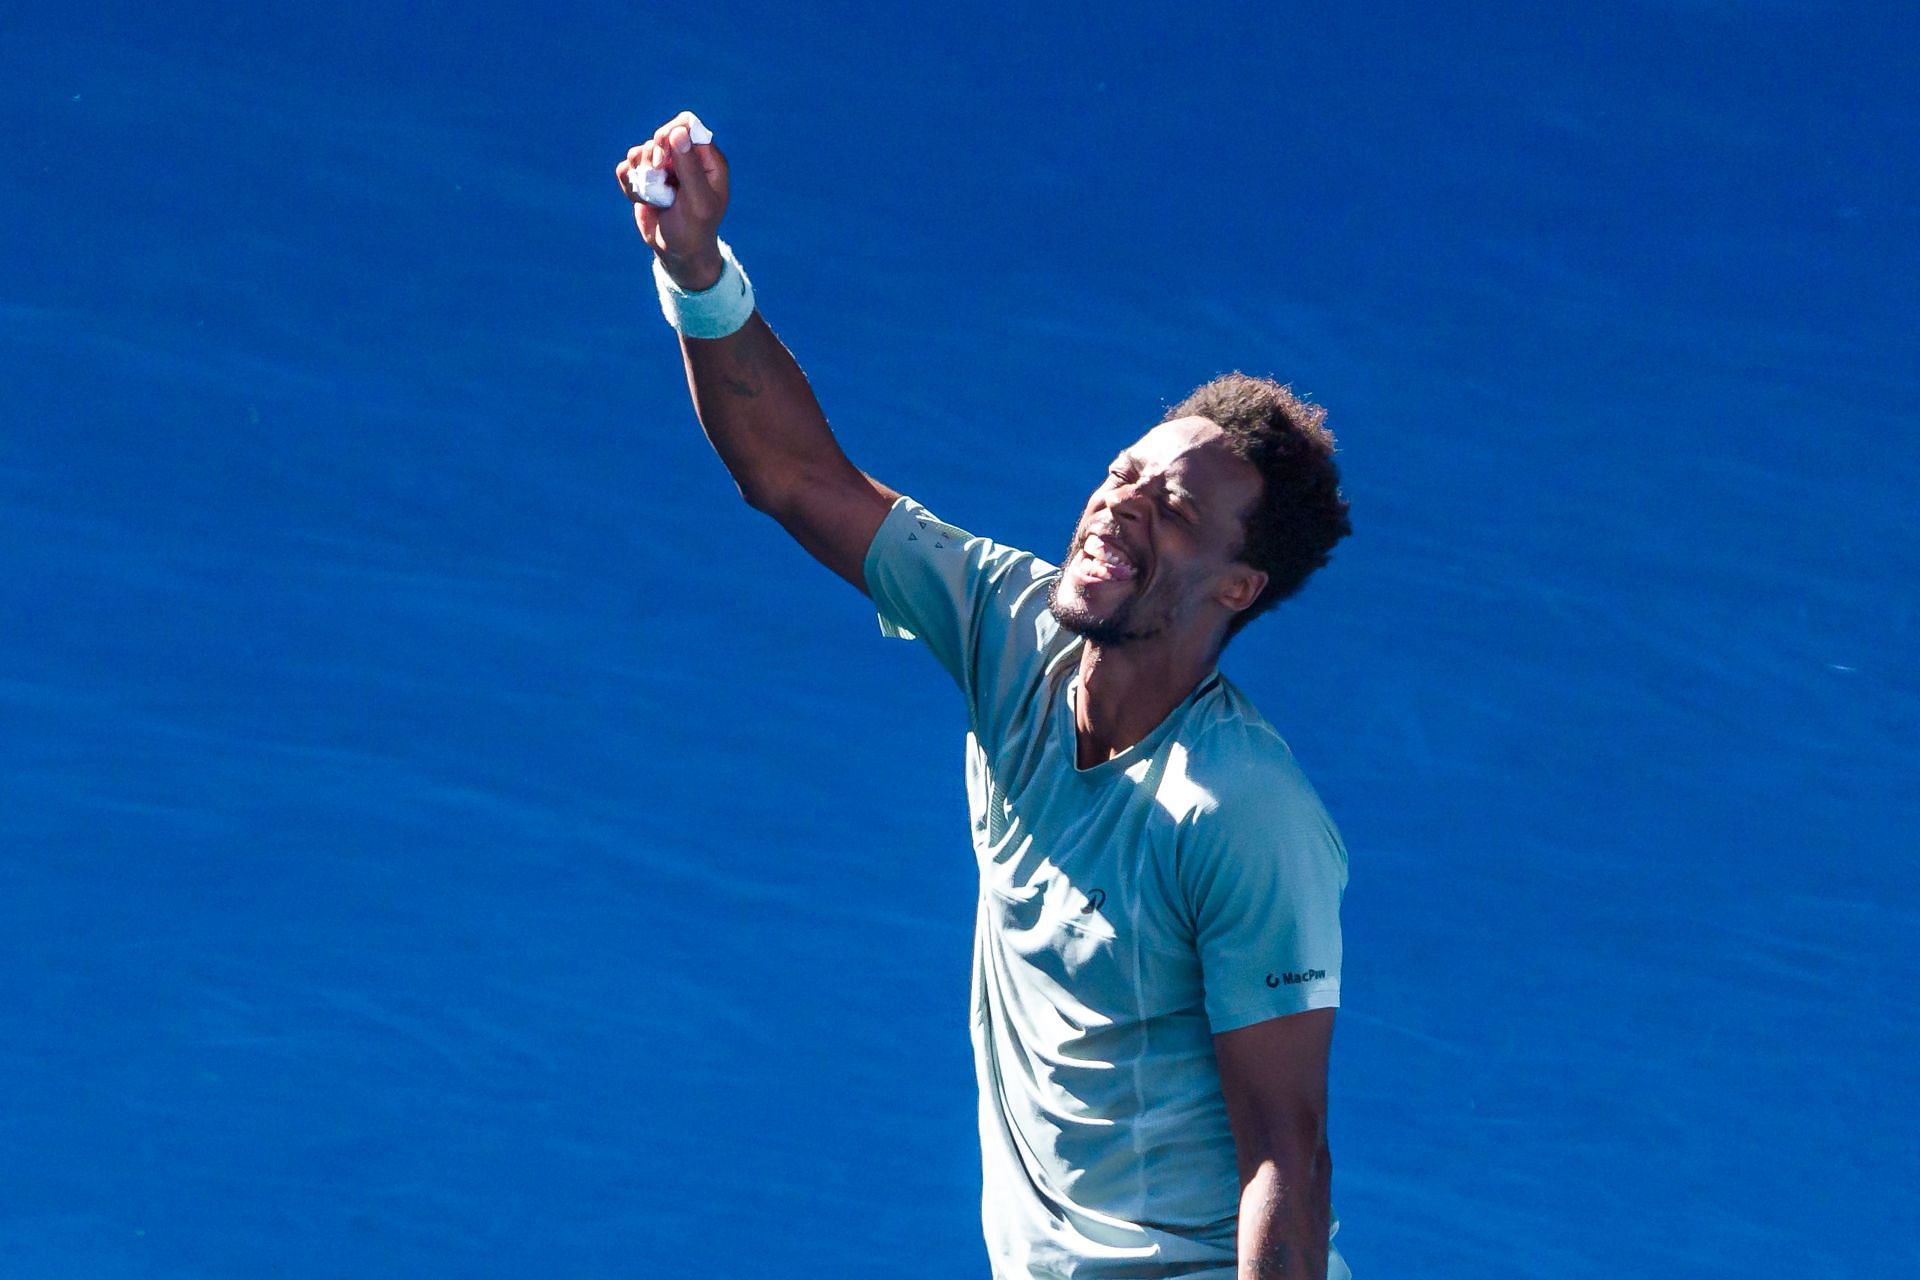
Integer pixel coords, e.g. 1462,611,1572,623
1237,1143,1332,1279
675,308,858,512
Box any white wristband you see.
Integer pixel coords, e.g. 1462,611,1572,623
653,239,755,339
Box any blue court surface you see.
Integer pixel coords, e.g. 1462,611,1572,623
4,3,1915,1275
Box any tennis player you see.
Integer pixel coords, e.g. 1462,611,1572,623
620,111,1355,1280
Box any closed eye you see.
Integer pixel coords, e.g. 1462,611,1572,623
1109,469,1194,522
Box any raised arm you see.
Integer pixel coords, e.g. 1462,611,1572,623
617,113,898,594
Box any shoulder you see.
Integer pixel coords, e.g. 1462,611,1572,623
1164,680,1326,825
867,494,1060,591
1165,681,1347,879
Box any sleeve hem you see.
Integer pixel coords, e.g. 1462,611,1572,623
1206,982,1341,1034
864,495,920,639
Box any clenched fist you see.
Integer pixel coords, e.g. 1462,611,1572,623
616,110,731,291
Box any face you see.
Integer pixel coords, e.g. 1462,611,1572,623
1046,416,1267,649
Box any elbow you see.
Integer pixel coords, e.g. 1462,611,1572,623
736,460,816,519
736,474,787,517
737,479,773,513
1240,1119,1330,1191
1242,1135,1333,1210
740,463,836,522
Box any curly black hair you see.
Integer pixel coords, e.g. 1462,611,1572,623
1162,372,1351,642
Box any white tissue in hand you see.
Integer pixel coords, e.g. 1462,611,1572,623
634,165,676,208
633,113,715,208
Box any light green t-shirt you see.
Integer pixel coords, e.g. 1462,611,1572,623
863,497,1351,1280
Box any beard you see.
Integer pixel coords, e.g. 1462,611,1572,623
1046,528,1166,647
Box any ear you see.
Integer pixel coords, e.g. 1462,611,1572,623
1217,564,1267,615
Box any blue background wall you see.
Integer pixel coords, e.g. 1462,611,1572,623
5,3,1915,1274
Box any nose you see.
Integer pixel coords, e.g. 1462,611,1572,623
1106,481,1153,526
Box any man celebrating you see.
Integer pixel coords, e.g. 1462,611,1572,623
619,112,1355,1280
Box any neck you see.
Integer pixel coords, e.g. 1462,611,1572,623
1071,636,1218,770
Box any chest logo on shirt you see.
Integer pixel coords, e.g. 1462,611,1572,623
1267,969,1327,987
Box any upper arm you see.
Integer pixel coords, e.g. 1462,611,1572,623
1184,776,1346,1034
759,465,900,596
1213,1007,1334,1182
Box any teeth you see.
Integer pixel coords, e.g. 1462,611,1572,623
1086,533,1129,566
1083,532,1136,577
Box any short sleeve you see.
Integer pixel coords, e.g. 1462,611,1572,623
1181,768,1348,1033
861,495,1062,743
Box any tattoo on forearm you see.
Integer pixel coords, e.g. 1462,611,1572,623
719,342,765,399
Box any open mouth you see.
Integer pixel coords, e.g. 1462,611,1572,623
1073,530,1141,586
